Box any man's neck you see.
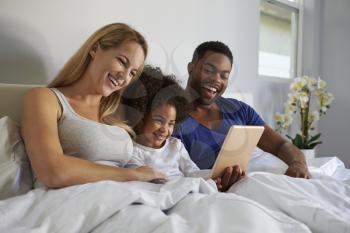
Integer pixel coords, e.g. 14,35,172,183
190,100,222,129
193,101,218,113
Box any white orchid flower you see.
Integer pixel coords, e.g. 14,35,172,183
274,75,334,148
274,113,285,123
317,78,326,90
290,77,307,92
287,93,298,105
306,76,317,92
308,111,320,126
298,92,309,109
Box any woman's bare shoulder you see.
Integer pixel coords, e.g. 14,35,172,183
25,87,54,97
24,87,58,104
22,87,61,116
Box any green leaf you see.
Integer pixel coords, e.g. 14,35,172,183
307,133,321,143
308,141,322,149
293,134,303,148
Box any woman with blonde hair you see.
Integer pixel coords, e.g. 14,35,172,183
21,23,166,188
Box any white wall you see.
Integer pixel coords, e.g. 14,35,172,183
0,0,258,87
0,0,271,114
317,0,350,167
301,0,350,167
302,0,322,77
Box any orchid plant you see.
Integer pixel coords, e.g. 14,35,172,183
275,75,334,149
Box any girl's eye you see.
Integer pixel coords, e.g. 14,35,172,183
153,118,163,124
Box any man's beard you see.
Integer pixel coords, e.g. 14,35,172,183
187,74,222,106
197,93,218,105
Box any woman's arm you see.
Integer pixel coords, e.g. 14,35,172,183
21,88,165,188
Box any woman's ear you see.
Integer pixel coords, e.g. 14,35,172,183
89,42,99,58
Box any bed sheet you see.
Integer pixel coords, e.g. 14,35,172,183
1,151,349,233
0,177,311,233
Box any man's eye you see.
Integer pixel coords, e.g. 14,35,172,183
221,74,229,80
203,69,214,74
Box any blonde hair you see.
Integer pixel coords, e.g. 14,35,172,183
47,23,148,135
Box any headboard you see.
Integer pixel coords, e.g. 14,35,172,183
0,83,39,124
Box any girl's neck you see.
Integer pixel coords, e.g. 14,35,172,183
135,135,165,149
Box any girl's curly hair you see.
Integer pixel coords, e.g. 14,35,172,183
121,65,193,133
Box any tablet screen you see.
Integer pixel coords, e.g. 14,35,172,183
210,125,264,178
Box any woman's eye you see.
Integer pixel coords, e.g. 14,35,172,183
129,72,136,78
117,57,126,66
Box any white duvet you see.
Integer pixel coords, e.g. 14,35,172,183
1,153,349,233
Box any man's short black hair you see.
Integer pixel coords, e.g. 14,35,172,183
121,65,192,133
191,41,233,65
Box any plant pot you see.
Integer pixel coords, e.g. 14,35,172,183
301,149,315,159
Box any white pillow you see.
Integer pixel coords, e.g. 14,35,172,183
0,116,33,200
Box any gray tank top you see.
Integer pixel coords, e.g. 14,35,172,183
51,88,133,167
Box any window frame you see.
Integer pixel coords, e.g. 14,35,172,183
259,0,304,81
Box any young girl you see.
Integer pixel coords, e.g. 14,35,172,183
122,66,209,182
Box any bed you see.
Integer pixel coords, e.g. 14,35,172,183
1,83,349,233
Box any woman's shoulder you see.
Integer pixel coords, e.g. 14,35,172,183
23,87,61,115
24,87,60,105
25,87,55,100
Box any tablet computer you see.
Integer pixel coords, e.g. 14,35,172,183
209,125,265,178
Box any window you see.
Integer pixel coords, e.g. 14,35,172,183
259,0,303,79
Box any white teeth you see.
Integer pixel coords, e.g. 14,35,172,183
203,85,217,93
109,77,117,87
155,134,166,140
108,75,122,87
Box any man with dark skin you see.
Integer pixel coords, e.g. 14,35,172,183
174,41,310,191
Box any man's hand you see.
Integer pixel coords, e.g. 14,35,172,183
213,165,245,192
257,125,311,179
285,161,310,179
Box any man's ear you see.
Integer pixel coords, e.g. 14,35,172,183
89,42,99,58
187,62,194,75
